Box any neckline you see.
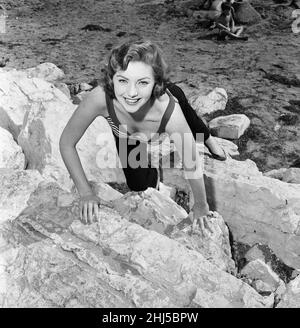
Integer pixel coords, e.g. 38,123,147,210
105,89,174,142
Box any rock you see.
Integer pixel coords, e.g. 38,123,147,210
201,137,239,157
0,66,124,189
113,188,235,272
241,259,283,292
166,211,236,273
277,275,300,307
70,209,271,307
79,83,93,92
244,244,266,262
190,87,228,116
0,128,25,169
253,280,274,294
113,188,187,233
264,168,300,184
158,182,176,200
208,114,251,139
53,82,71,99
25,63,65,82
281,168,300,184
162,155,300,270
0,67,71,127
0,169,44,223
72,91,89,104
0,107,21,141
233,0,262,24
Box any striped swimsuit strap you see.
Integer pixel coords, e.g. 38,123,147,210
105,89,176,143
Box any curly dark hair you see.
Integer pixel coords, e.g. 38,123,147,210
100,40,171,99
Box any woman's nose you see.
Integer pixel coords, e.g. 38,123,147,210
127,83,138,97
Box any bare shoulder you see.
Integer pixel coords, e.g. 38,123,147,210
79,85,107,117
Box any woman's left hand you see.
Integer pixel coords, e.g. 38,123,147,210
190,203,213,236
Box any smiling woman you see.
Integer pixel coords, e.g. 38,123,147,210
59,39,227,234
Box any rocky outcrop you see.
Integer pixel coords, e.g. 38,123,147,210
190,87,228,116
162,155,300,270
0,169,44,223
277,275,300,308
208,114,251,139
0,179,271,308
70,209,270,308
264,167,300,184
113,188,235,273
0,66,125,190
241,259,285,293
0,128,25,170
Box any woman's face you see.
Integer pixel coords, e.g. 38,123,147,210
113,61,155,113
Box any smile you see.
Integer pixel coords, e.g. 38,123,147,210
124,97,141,105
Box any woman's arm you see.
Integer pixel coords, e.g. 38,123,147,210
165,103,211,234
59,86,106,223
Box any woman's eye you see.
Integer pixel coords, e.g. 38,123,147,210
118,79,127,84
139,81,149,86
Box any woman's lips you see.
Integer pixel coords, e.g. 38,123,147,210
124,97,140,105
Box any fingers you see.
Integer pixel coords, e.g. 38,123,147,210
93,203,99,223
80,200,100,225
83,203,88,224
197,216,206,237
192,215,214,236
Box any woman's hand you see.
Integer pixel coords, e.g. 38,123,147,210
79,193,101,224
189,202,213,236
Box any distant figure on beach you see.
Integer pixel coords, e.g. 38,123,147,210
196,0,235,22
210,2,248,40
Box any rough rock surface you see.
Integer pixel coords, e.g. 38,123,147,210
113,188,235,273
208,114,251,140
0,127,25,170
0,180,270,308
241,259,283,292
0,169,44,223
277,275,300,308
0,67,125,189
70,209,270,308
162,155,300,270
24,62,65,82
264,168,300,184
190,87,228,116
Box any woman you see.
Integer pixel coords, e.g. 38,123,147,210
59,40,226,235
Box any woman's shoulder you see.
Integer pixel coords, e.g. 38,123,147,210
81,85,108,116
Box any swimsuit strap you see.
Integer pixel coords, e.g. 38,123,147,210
105,92,130,135
156,88,176,134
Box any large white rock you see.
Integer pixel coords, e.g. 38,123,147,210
0,66,125,190
0,127,25,169
0,106,21,141
277,275,300,308
113,188,235,272
24,63,65,82
264,168,300,184
208,114,251,139
70,208,271,307
162,155,300,269
241,259,283,292
190,87,228,116
0,169,44,223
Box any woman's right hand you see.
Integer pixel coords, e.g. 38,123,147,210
79,193,101,224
